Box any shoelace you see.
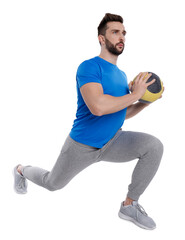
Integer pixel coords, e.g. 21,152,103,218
135,203,148,216
18,176,26,189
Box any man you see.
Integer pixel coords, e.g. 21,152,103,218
13,13,164,230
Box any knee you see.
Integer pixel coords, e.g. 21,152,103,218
153,137,164,155
43,175,67,192
45,180,67,191
46,185,60,192
148,136,164,159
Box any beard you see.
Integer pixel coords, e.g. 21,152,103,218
105,37,124,56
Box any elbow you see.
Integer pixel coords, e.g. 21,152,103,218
90,105,104,117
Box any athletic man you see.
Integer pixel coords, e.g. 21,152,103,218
13,13,164,230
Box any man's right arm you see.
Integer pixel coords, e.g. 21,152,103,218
80,72,154,116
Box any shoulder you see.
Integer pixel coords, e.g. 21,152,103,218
77,57,101,74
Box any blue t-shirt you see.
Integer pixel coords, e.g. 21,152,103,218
70,56,129,148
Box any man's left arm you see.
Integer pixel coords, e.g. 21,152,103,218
125,102,149,119
125,81,164,120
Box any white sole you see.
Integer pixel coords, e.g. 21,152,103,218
118,212,156,230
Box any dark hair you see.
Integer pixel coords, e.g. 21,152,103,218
98,13,123,36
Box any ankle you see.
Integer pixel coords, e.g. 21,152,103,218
123,197,134,206
17,165,23,175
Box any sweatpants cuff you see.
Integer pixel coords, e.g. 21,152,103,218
127,192,140,201
21,165,32,177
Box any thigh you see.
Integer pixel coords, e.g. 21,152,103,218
99,131,158,163
47,135,101,187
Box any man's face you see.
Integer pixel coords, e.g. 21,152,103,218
103,22,126,56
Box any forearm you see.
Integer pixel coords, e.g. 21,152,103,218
96,93,139,116
125,102,149,119
81,73,155,117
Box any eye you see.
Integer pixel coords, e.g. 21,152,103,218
112,30,118,34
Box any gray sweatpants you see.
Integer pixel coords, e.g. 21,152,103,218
22,130,163,201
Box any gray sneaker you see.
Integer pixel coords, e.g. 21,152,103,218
13,165,28,194
118,201,156,230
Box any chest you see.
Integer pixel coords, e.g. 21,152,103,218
100,67,129,97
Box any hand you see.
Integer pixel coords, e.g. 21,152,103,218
131,72,156,99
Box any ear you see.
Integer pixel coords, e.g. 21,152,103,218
98,35,105,45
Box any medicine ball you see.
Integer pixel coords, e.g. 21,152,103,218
133,72,163,103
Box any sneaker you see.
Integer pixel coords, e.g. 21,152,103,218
13,165,28,194
118,201,156,230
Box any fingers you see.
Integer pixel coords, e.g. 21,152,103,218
143,72,152,82
146,78,156,87
135,72,152,83
133,73,141,85
133,72,157,90
138,72,147,81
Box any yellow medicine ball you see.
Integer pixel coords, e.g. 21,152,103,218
132,72,164,103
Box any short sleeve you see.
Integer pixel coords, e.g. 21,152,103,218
76,60,102,88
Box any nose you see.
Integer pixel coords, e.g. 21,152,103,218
119,33,125,43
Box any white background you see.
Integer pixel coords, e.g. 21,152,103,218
1,0,185,239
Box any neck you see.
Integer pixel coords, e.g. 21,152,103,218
99,50,118,65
